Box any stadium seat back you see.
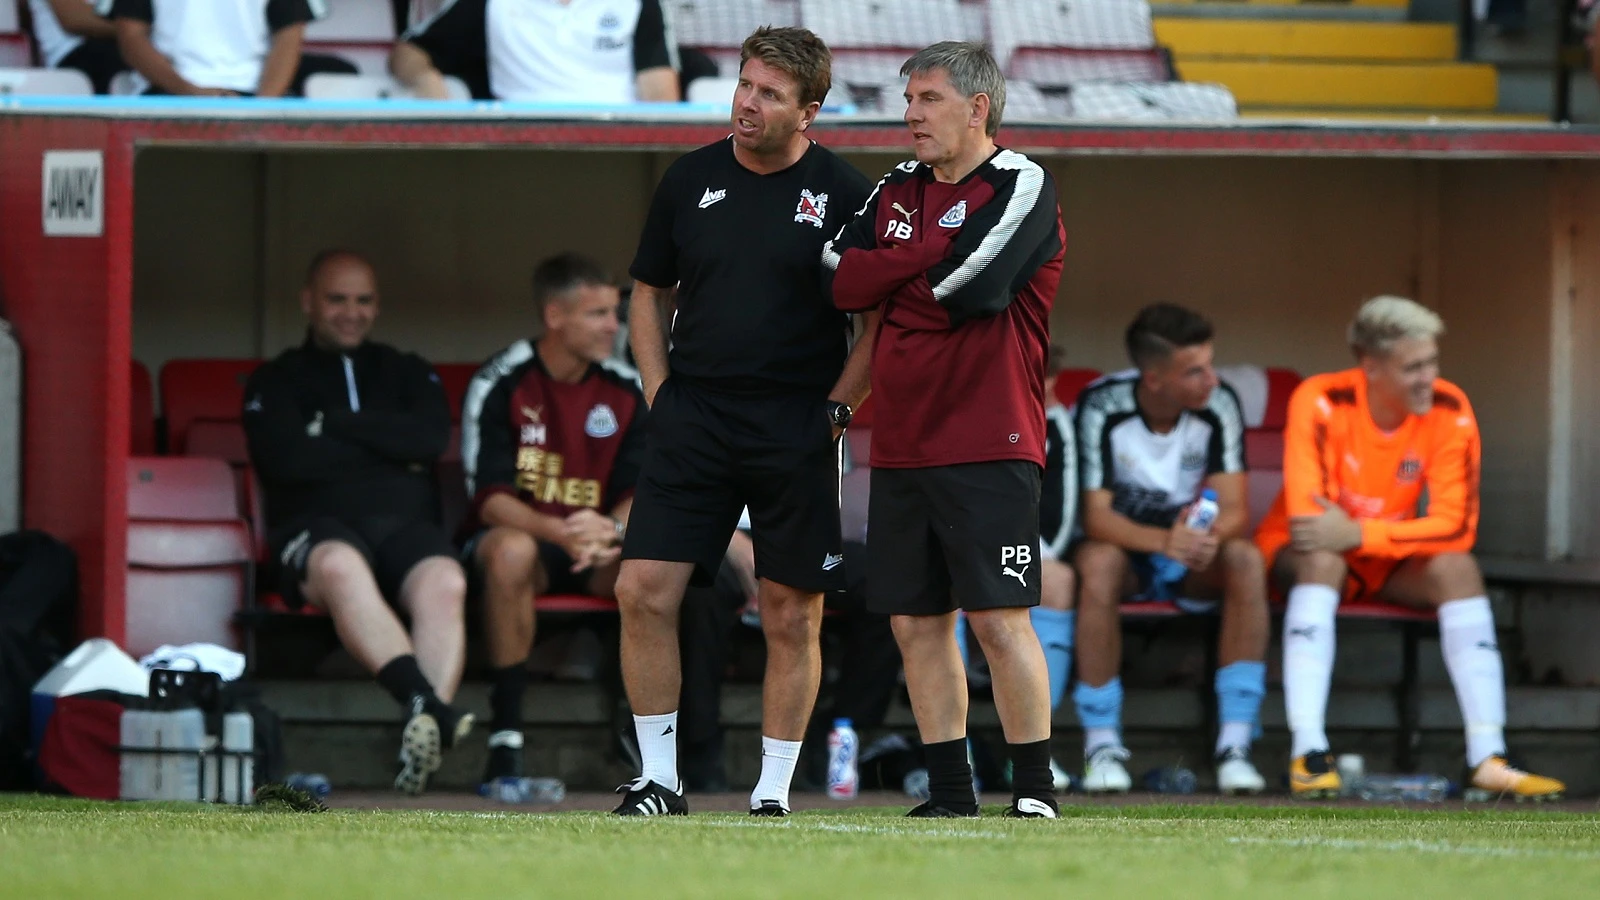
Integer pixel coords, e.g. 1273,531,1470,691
1261,367,1303,430
990,0,1155,71
666,0,798,49
1069,82,1237,121
1054,368,1101,408
801,0,971,49
303,72,472,100
434,362,477,421
128,457,242,522
0,68,94,96
186,421,250,465
1246,468,1282,530
125,569,245,657
159,359,260,454
304,0,395,41
1012,49,1169,89
1245,428,1285,472
130,360,156,455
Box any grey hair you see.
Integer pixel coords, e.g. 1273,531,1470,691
900,41,1006,136
1348,295,1445,358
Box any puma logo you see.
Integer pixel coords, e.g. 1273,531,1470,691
1003,565,1029,587
892,202,918,222
1289,625,1318,640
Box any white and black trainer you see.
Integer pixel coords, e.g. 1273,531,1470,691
612,778,688,816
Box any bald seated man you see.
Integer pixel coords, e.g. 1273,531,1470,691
242,249,472,796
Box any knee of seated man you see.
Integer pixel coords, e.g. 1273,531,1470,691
1291,549,1347,586
479,528,539,582
1072,541,1127,597
1218,538,1265,579
409,557,468,608
1426,552,1484,598
306,540,371,586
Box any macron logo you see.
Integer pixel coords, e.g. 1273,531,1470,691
698,188,727,209
822,553,844,571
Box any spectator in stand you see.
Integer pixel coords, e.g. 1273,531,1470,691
110,0,355,97
28,1,128,94
390,0,679,102
1071,305,1269,796
242,249,471,797
457,253,647,803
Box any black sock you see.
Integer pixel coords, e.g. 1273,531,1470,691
376,655,436,711
489,661,530,733
1009,738,1053,800
924,738,978,813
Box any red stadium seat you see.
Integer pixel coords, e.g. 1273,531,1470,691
434,363,477,422
1054,367,1101,408
186,420,250,465
130,360,156,455
1247,468,1281,529
125,457,254,656
159,359,261,454
1244,428,1284,472
1260,367,1302,431
128,456,247,522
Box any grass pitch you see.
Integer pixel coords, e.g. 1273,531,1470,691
2,795,1598,898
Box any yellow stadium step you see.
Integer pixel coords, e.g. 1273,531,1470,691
1176,60,1498,110
1154,20,1458,62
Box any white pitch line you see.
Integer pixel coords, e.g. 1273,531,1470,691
1223,836,1600,861
693,819,1012,840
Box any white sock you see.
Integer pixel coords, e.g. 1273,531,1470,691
1437,596,1507,768
633,711,680,791
1216,721,1254,755
750,736,803,811
1283,584,1339,759
1084,727,1121,755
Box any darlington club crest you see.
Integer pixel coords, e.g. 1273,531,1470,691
795,189,828,228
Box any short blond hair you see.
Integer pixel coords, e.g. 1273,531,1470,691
1348,295,1444,358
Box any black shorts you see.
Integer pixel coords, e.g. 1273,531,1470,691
866,461,1043,616
269,516,456,609
460,528,594,597
622,379,845,592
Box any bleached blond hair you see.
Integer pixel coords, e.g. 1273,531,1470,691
1348,295,1444,358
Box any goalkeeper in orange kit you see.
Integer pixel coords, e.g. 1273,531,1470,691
1256,296,1564,801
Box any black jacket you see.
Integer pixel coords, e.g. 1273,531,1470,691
242,337,451,530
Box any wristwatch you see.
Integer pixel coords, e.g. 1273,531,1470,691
826,401,853,430
613,518,626,544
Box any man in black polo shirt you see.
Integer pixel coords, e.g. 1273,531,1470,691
611,26,873,818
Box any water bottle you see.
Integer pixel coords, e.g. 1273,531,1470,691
826,718,860,800
1150,489,1221,587
1336,754,1365,798
481,776,567,804
285,772,332,800
1142,765,1198,795
221,711,255,805
1354,773,1450,802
